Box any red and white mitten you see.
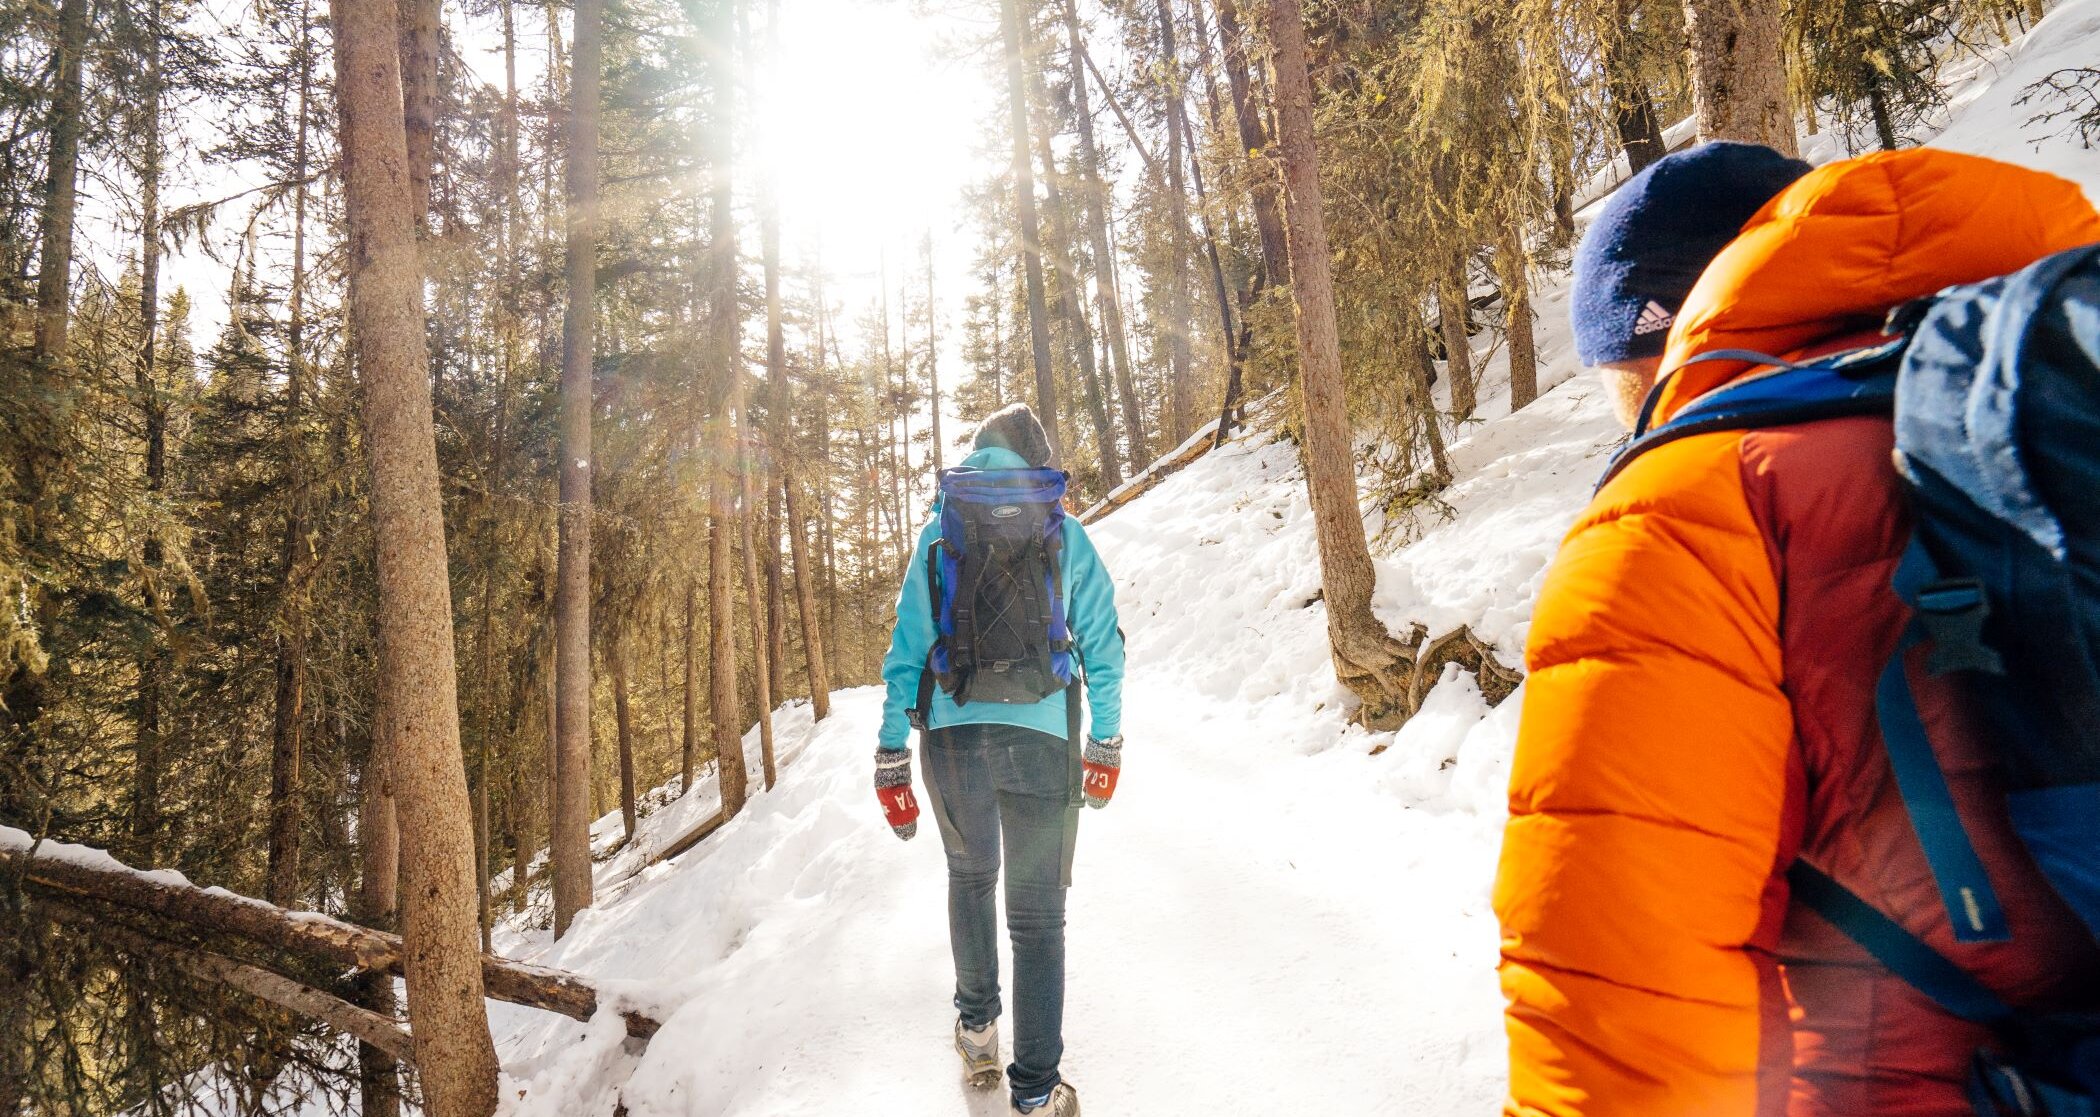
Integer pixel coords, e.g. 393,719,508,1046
874,748,919,840
1083,736,1123,809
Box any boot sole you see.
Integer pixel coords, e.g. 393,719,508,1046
956,1037,1001,1090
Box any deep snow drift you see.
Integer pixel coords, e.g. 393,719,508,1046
479,9,2100,1111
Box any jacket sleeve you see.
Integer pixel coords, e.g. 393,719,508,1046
1496,432,1798,1117
1064,520,1125,741
877,520,942,751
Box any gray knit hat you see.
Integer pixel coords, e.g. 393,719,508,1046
972,403,1052,468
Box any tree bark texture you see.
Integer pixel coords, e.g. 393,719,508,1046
708,0,749,818
1155,0,1198,442
1063,1,1148,467
1682,0,1797,155
1602,0,1667,173
611,638,637,841
1214,0,1289,286
1264,0,1412,725
1002,0,1064,463
330,0,502,1105
35,0,89,359
551,0,601,940
0,832,661,1038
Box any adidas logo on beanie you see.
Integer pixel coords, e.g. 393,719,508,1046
1633,300,1675,336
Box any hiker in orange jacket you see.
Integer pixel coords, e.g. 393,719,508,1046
1497,145,2100,1116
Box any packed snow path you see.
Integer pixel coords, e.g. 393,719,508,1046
488,372,1626,1115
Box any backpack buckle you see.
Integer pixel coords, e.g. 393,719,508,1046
1914,579,2006,676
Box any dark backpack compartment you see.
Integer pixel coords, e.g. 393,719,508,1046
916,466,1076,714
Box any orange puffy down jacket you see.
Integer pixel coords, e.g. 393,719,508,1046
1497,149,2100,1117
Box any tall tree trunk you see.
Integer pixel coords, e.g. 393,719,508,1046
1156,0,1198,441
550,0,600,940
131,0,168,867
397,0,438,229
924,232,945,475
611,637,637,841
1001,0,1063,462
1027,93,1121,487
331,0,501,1105
1437,263,1476,418
768,121,831,721
267,1,318,907
1683,0,1796,154
1063,6,1147,467
708,0,749,818
757,0,788,714
35,0,88,360
1211,0,1289,286
1602,0,1667,172
1497,227,1538,410
783,475,831,718
1264,0,1411,725
681,582,698,790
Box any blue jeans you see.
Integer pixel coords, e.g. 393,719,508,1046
921,722,1079,1102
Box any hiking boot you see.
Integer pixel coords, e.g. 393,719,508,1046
1012,1082,1079,1116
955,1019,1001,1089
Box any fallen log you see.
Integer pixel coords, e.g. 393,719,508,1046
42,900,417,1065
647,808,728,867
0,828,659,1039
1079,419,1225,525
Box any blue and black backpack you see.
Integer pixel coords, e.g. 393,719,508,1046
1604,242,2100,1116
905,465,1078,729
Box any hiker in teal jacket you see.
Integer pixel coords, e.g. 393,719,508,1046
872,404,1125,1117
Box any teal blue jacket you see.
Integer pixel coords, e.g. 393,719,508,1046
878,446,1126,750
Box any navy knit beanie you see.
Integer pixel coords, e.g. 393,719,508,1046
1571,142,1812,366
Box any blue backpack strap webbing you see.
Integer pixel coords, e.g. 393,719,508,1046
1883,540,2012,942
1788,862,2014,1026
1599,340,1906,492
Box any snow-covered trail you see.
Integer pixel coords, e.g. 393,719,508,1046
488,383,1620,1114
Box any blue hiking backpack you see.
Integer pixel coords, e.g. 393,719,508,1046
905,466,1078,728
1602,242,2100,1116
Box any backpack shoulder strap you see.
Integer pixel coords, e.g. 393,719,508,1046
1599,341,1905,492
1787,862,2014,1027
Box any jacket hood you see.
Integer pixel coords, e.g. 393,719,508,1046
1651,149,2100,422
958,446,1032,471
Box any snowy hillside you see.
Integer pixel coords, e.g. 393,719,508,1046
480,7,2100,1113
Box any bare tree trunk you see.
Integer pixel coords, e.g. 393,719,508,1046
131,0,169,868
1498,227,1538,411
1212,0,1289,286
1683,0,1796,154
708,0,749,818
1602,0,1667,172
550,0,601,940
784,475,832,718
35,0,88,360
1156,0,1198,441
681,582,698,790
611,637,636,841
1066,16,1150,470
397,0,439,228
739,396,777,791
1264,0,1411,725
330,0,500,1104
1027,89,1122,487
1063,3,1147,468
1437,264,1476,419
924,233,946,475
268,27,319,897
1002,0,1063,462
